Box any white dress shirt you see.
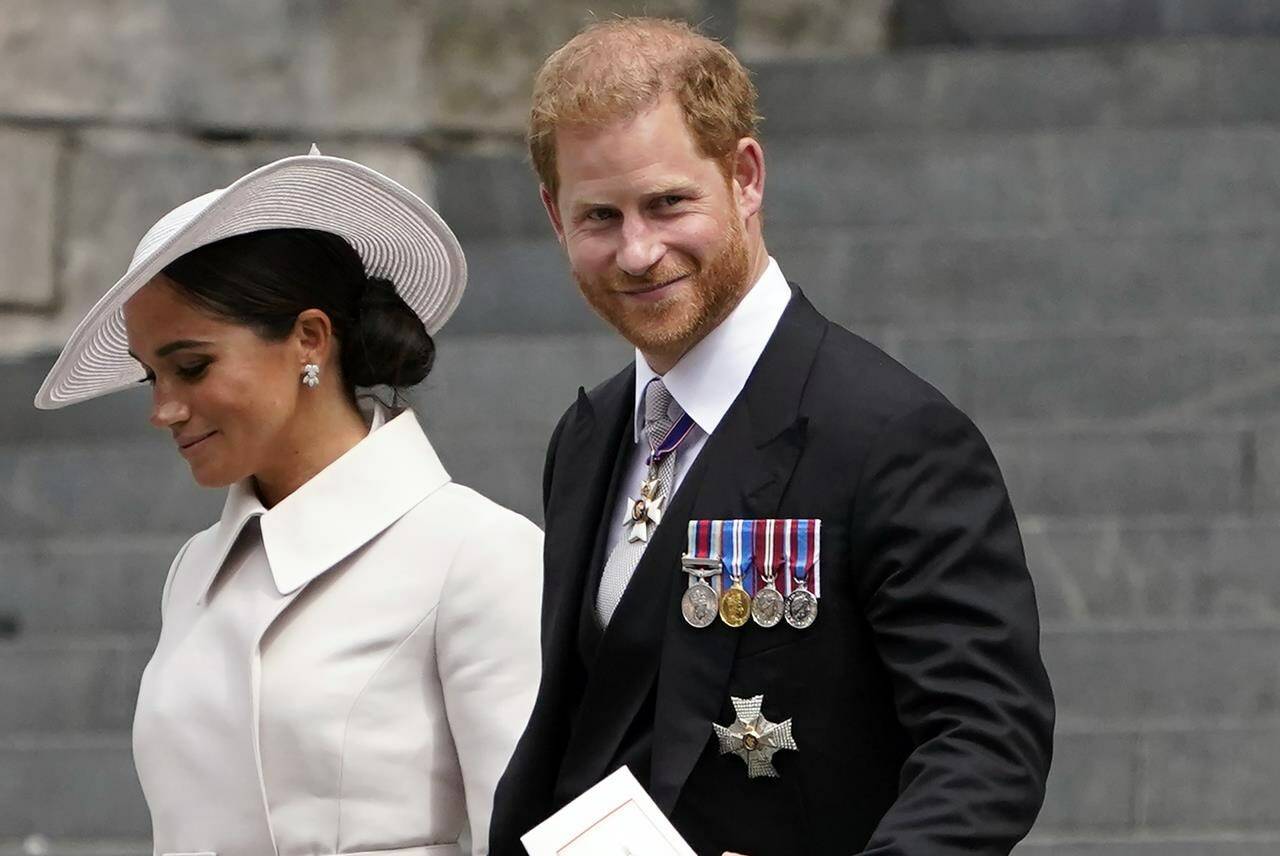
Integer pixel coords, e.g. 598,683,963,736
604,257,792,557
133,403,543,856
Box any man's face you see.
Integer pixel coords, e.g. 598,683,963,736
545,95,752,368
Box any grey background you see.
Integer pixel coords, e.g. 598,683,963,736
2,1,1279,854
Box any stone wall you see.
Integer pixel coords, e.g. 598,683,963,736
0,0,890,356
4,2,1280,855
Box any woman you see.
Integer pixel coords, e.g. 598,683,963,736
35,149,542,856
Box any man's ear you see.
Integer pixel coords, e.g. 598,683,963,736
731,137,765,221
541,185,567,246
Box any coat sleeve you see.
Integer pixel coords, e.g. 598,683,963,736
851,401,1055,855
435,506,545,856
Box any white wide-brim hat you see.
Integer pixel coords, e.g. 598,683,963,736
35,147,466,410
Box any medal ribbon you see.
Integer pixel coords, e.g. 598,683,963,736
788,518,820,595
722,519,755,594
645,411,697,466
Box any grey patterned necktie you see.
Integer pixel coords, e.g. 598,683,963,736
596,379,682,626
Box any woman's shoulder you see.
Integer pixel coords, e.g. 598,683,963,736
406,480,542,541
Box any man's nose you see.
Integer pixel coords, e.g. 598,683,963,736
616,218,665,277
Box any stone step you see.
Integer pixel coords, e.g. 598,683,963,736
436,125,1280,241
0,536,182,637
1025,517,1280,628
756,37,1280,136
1035,725,1280,837
0,736,148,840
1042,627,1280,727
893,0,1280,47
0,407,1268,535
5,623,1275,734
0,842,148,856
4,516,1278,639
0,638,152,734
448,224,1280,336
1016,835,1280,855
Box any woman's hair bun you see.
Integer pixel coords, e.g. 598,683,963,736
340,276,436,389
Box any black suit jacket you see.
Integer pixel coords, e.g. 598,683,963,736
491,290,1054,855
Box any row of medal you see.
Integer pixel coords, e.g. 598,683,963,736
680,518,821,630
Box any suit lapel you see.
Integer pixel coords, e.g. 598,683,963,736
540,372,634,710
649,290,828,812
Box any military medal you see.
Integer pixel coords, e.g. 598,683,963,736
625,406,697,544
750,518,785,628
719,519,752,628
680,520,723,628
784,518,820,629
712,694,798,779
625,471,666,544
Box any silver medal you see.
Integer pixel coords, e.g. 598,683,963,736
681,581,719,628
751,584,785,628
680,554,723,629
784,587,818,629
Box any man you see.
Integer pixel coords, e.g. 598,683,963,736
491,17,1053,856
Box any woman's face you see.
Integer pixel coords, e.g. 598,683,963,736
123,275,305,488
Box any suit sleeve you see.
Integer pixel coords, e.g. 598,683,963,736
852,401,1054,855
436,507,545,856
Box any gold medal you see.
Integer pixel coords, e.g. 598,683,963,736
719,581,751,627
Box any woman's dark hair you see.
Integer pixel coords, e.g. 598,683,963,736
161,228,435,393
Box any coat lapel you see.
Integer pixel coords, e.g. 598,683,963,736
649,290,828,812
540,371,634,701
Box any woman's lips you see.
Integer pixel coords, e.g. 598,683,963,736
176,430,217,456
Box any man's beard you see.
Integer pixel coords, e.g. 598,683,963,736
574,219,751,361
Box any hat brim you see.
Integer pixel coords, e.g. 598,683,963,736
35,154,466,410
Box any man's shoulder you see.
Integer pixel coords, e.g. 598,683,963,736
808,314,956,424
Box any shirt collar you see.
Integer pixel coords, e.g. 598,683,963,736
192,401,451,601
633,256,791,442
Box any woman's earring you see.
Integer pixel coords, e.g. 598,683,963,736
301,363,321,388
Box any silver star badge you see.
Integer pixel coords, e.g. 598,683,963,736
712,694,797,779
624,479,666,543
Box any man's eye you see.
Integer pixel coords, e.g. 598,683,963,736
657,195,684,207
585,208,616,222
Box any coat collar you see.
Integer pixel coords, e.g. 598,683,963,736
189,404,451,603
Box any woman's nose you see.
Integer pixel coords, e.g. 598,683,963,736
149,394,189,430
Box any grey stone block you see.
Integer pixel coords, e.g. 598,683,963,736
446,237,598,335
0,738,148,839
772,226,1280,330
1,536,180,635
0,438,223,538
0,354,155,444
893,0,1280,45
424,0,699,133
737,0,889,60
899,328,1280,425
0,128,60,309
433,152,548,241
1024,519,1280,627
991,428,1250,516
1043,627,1280,727
0,0,433,133
1034,731,1139,833
412,331,631,520
0,640,153,733
1141,726,1280,829
1049,127,1280,227
766,135,1053,229
756,40,1226,136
